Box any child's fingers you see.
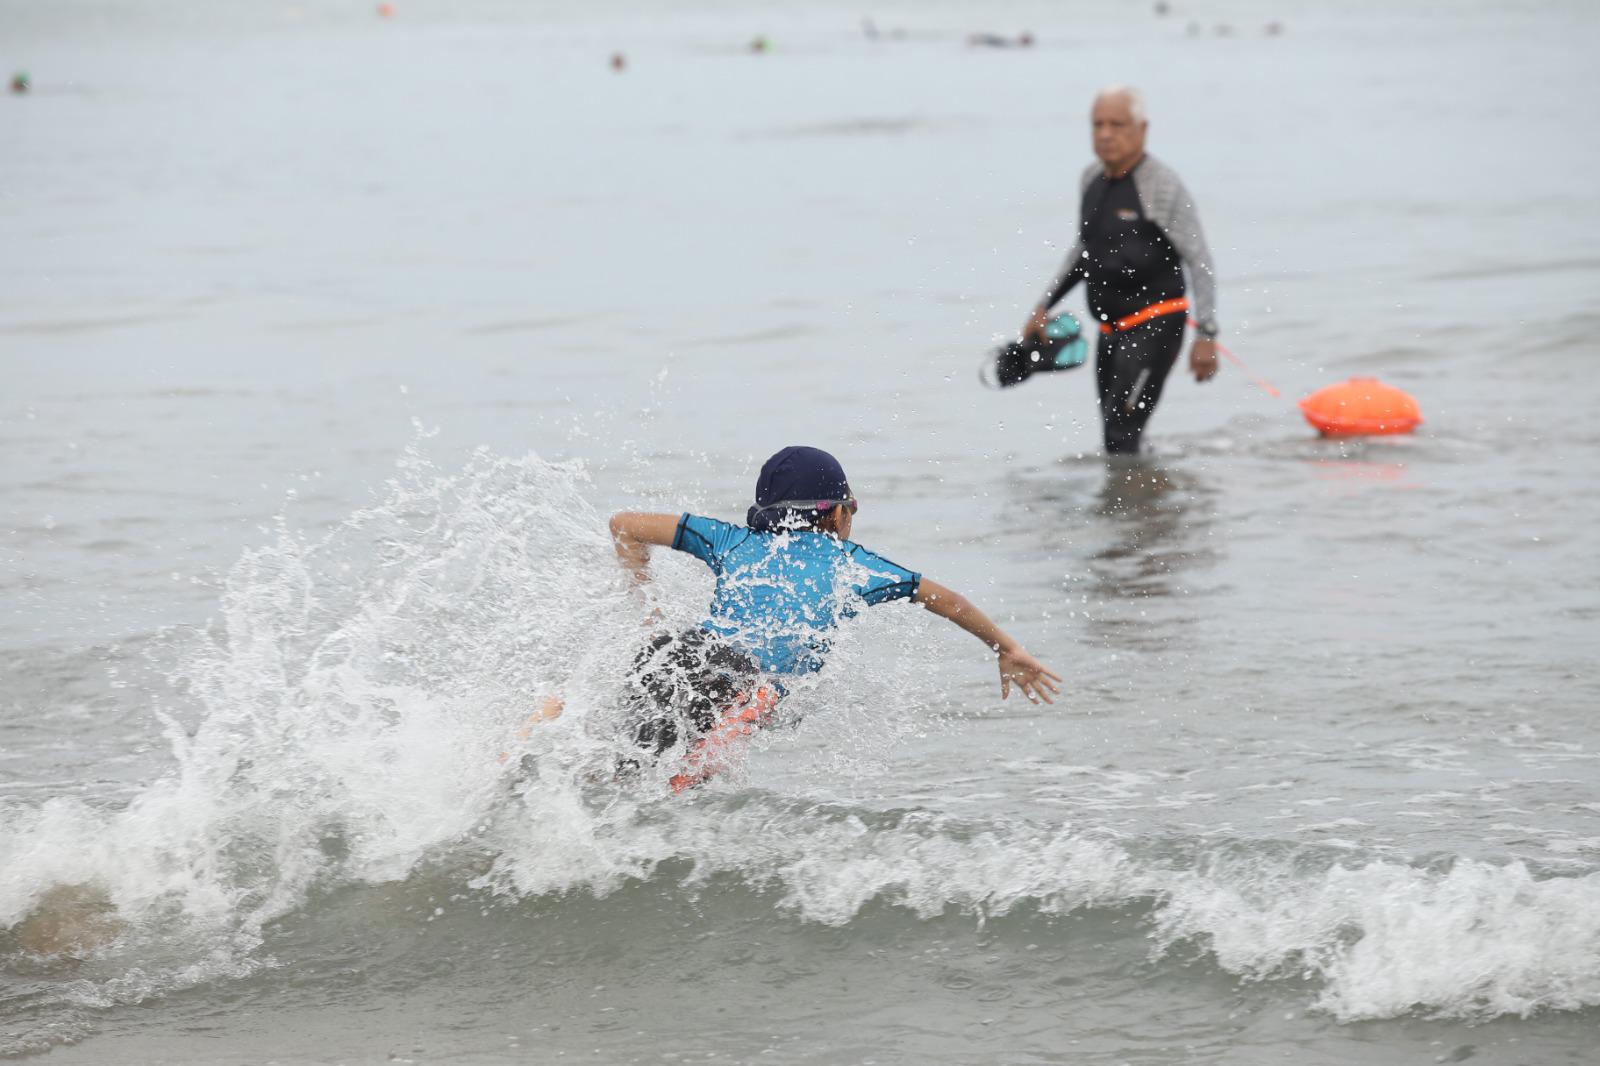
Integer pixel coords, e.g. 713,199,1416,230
1017,674,1056,705
1001,675,1011,699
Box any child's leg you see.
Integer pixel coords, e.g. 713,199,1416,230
496,696,565,764
517,695,563,739
13,884,123,958
669,686,782,794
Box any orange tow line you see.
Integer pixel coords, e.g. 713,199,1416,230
1080,297,1424,433
1187,320,1282,399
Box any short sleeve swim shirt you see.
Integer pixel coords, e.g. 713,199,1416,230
671,513,920,674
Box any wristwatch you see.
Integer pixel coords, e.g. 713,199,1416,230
1194,319,1219,339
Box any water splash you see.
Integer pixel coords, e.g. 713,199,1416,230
4,445,1597,1041
3,447,638,990
0,444,935,990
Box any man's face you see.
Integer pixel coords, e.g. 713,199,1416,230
1092,96,1147,169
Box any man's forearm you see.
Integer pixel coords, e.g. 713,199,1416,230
1038,244,1086,312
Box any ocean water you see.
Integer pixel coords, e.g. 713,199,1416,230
4,0,1599,1062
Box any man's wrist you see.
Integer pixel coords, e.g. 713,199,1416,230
1194,318,1219,339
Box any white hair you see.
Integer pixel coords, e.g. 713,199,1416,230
1095,84,1147,124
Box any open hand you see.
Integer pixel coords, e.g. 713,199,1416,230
998,647,1063,704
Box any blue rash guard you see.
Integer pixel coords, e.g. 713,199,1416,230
671,513,921,676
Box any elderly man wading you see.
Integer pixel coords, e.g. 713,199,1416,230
1024,86,1220,454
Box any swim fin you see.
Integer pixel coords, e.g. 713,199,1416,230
979,312,1087,389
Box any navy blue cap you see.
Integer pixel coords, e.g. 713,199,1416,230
746,446,852,531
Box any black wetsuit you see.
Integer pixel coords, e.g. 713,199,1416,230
1042,158,1190,454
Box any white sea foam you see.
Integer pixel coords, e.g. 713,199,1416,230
4,449,1597,1028
1152,847,1600,1020
3,448,629,979
484,791,1600,1020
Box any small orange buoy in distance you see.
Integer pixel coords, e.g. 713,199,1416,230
377,2,395,17
1299,377,1422,437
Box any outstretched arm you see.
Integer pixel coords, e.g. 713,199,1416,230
912,578,1063,704
608,511,681,585
1025,243,1085,340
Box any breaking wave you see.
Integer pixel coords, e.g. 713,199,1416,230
3,446,1596,1055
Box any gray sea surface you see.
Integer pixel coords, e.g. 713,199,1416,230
3,0,1599,1062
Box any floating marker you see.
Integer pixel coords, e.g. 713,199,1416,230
1299,377,1422,437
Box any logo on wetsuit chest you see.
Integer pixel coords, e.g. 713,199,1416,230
1115,208,1140,221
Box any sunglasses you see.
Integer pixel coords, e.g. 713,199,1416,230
758,497,859,515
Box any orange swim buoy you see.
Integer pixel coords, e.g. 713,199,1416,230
1298,377,1422,436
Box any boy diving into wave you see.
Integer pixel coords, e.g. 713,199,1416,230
532,446,1060,790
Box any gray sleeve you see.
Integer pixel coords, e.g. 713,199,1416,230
1135,157,1219,326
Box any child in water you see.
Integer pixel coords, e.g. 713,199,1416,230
535,446,1060,790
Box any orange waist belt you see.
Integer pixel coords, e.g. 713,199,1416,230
1097,297,1189,334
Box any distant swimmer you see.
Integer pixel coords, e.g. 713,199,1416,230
967,32,1035,48
862,17,910,41
1022,85,1221,454
536,447,1060,792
